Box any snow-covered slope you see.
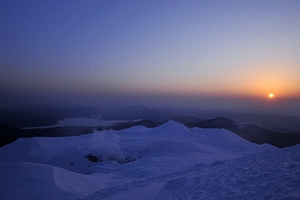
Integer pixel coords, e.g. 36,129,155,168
1,120,296,200
82,144,300,200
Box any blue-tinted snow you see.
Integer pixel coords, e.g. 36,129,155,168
0,120,299,199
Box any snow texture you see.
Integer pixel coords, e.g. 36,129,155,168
1,120,299,199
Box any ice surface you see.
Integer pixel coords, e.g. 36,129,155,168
1,120,299,199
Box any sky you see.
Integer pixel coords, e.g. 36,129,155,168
1,0,300,113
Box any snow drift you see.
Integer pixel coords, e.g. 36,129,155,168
2,120,297,200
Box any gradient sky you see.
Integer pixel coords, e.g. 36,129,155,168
1,0,300,113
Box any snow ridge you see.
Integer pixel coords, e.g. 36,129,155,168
1,120,296,200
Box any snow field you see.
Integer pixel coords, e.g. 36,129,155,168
1,120,293,200
81,144,300,200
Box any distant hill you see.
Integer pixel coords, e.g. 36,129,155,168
0,123,94,147
186,117,300,148
2,105,300,134
2,117,300,148
0,106,97,128
0,123,23,147
101,103,171,120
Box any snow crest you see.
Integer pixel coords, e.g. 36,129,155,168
1,120,291,200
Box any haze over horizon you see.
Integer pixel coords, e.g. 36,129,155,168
1,0,300,113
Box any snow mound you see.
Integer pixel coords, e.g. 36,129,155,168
148,120,193,136
0,120,280,199
136,140,205,158
53,167,113,195
0,162,75,200
0,162,117,199
0,130,126,172
191,127,275,155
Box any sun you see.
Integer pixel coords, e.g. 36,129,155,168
268,93,274,98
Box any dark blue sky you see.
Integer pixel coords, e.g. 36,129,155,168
1,0,300,113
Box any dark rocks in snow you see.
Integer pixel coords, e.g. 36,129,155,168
125,156,136,163
84,154,135,164
85,154,102,163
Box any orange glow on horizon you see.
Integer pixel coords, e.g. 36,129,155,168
117,60,300,100
230,60,300,99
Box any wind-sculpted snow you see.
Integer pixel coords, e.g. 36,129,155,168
80,144,300,200
0,162,78,200
0,130,126,172
1,120,293,200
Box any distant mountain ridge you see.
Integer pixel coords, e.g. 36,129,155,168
1,117,300,148
101,103,170,120
2,105,300,134
185,117,300,148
